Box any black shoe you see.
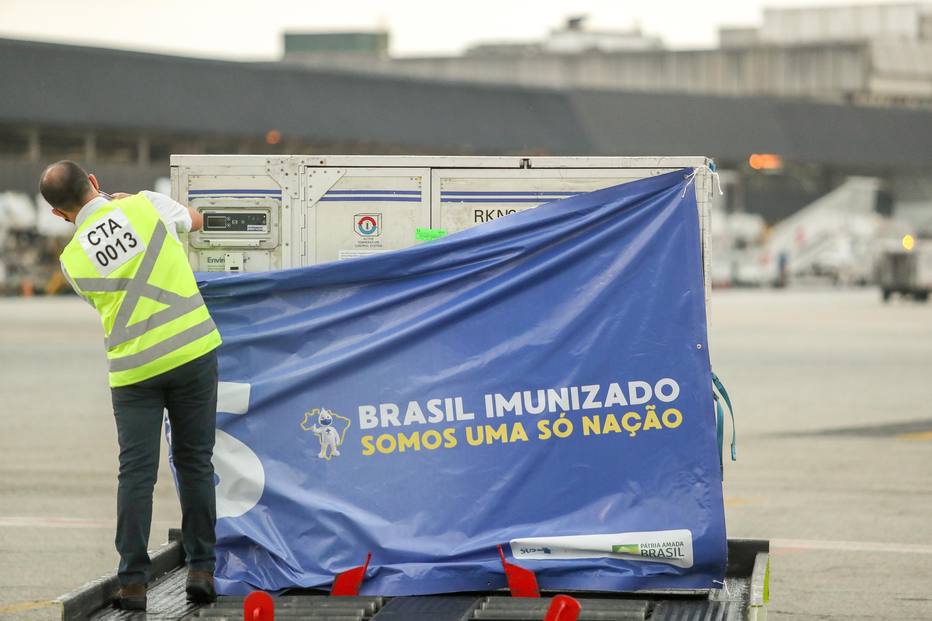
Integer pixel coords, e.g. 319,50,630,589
114,583,147,610
186,570,217,604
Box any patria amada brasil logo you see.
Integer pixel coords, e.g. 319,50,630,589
301,408,352,460
354,213,382,237
510,530,694,568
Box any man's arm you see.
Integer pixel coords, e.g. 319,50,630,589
187,206,204,231
140,191,195,236
113,191,201,232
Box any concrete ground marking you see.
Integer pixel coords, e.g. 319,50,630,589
0,600,59,614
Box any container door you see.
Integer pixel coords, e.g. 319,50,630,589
304,167,431,265
430,168,658,234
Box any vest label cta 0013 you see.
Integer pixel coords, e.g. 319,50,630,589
79,209,146,276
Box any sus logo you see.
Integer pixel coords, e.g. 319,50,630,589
300,408,351,460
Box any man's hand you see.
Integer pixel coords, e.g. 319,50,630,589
188,206,204,231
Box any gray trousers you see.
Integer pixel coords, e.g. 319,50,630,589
110,350,218,585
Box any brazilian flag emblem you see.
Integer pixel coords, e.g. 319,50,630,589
612,544,640,555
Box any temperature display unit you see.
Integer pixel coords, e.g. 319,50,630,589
202,211,269,233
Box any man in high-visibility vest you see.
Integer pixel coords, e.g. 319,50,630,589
41,160,221,611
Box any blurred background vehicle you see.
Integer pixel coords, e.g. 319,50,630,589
875,235,932,302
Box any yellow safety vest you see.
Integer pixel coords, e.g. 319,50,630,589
60,193,221,387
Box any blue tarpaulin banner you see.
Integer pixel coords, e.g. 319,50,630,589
196,169,727,596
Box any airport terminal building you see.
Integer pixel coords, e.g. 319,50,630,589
3,36,932,228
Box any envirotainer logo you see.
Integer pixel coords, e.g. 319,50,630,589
510,529,693,568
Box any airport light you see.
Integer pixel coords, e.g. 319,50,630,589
748,153,783,171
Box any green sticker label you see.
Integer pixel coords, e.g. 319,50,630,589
415,227,447,241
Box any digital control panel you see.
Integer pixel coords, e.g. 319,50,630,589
202,211,269,233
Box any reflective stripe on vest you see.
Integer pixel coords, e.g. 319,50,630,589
72,220,216,372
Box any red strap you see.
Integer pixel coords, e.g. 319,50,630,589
331,552,372,596
498,544,540,598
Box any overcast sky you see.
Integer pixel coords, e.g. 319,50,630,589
0,0,914,59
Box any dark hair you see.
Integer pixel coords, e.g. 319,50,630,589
39,160,92,212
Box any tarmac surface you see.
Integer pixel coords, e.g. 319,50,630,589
0,289,930,620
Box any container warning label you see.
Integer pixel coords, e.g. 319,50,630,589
338,249,380,261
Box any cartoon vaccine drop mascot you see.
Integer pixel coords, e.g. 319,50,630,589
300,408,351,460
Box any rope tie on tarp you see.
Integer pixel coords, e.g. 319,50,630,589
712,372,737,472
682,161,724,198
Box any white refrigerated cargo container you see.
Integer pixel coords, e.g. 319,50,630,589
172,155,714,293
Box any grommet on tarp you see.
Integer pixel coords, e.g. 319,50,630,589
498,544,540,597
243,591,274,621
330,552,372,596
543,595,581,621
